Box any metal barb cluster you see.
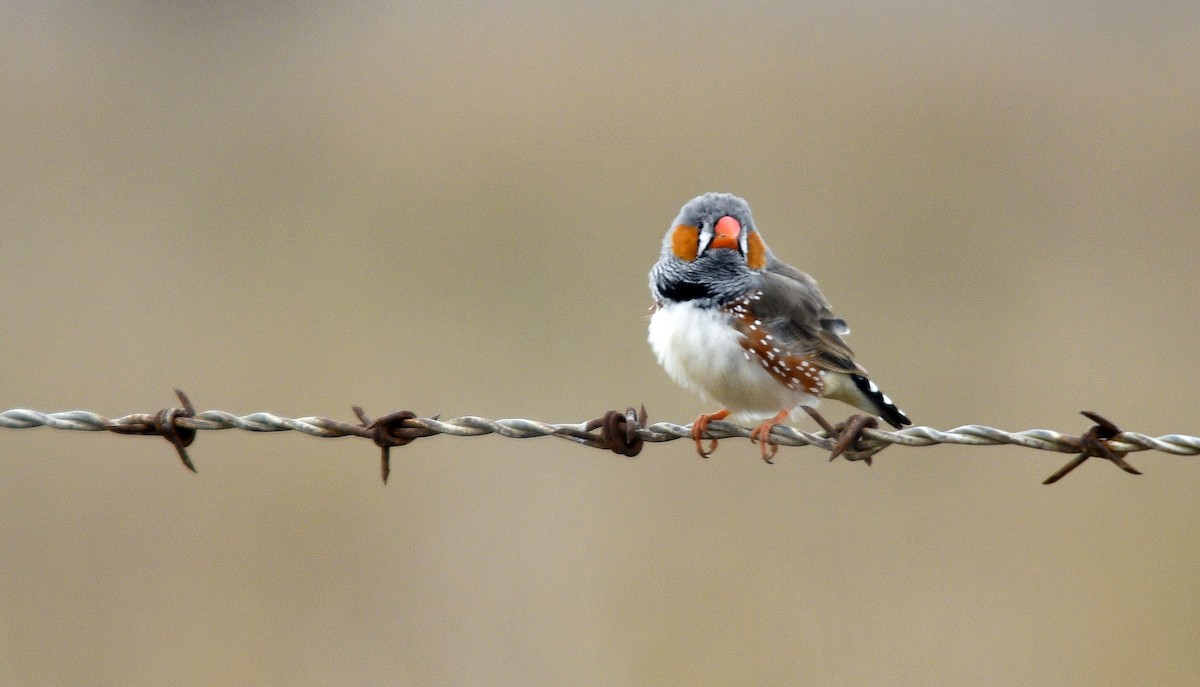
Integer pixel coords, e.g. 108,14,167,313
3,392,1198,484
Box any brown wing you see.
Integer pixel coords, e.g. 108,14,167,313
754,258,866,376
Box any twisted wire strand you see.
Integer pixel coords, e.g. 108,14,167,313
3,407,1198,456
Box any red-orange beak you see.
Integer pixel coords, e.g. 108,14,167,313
710,215,741,250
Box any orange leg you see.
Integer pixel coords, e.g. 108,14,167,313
691,409,730,458
749,409,791,463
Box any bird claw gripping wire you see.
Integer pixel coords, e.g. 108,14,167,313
585,405,648,457
1042,411,1142,485
353,407,437,484
106,388,198,472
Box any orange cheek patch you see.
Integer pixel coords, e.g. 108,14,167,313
671,224,700,261
746,232,766,270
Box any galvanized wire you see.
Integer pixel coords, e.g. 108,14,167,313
2,398,1197,483
2,407,1198,454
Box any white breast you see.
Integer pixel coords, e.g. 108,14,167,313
648,301,820,422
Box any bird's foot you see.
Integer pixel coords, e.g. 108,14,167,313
691,409,730,458
749,410,791,464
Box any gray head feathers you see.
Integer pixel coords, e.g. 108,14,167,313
650,192,773,306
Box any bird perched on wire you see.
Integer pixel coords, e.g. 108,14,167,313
648,192,910,462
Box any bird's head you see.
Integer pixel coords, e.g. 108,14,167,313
650,192,772,304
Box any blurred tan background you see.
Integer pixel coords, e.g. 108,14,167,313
2,2,1198,685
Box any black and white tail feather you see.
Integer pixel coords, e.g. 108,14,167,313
848,373,910,429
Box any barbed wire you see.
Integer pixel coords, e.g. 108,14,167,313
2,391,1197,484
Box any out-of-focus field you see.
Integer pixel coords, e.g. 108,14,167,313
1,3,1197,684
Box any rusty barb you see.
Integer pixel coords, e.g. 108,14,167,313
96,389,199,473
1040,411,1143,485
2,392,1198,484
